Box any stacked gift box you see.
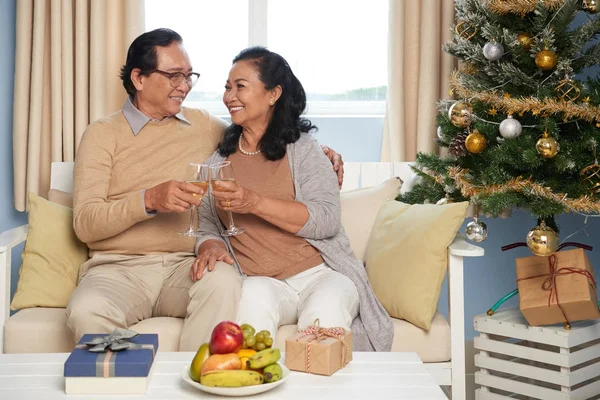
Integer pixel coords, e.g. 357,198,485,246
64,329,159,394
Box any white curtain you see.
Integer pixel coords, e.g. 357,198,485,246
12,0,145,211
381,0,456,161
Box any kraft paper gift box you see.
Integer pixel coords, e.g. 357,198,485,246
516,248,600,326
285,327,352,376
64,330,159,394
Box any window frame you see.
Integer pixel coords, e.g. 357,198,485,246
185,0,385,118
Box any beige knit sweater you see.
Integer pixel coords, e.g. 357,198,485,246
73,107,226,256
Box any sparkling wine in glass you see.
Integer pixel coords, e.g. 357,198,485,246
179,163,209,237
210,161,245,236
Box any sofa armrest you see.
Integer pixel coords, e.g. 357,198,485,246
449,233,484,257
0,224,28,253
446,232,484,400
0,224,28,354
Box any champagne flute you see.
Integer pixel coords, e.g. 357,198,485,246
179,163,209,237
210,161,245,236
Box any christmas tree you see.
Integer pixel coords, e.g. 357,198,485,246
399,0,600,255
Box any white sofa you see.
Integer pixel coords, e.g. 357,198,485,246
0,161,483,399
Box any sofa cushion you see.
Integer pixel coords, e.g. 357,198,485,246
10,193,89,310
365,201,469,330
4,309,183,353
340,178,401,261
6,310,450,362
130,317,183,352
274,313,450,362
4,308,73,353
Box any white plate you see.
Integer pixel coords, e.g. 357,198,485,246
181,364,289,397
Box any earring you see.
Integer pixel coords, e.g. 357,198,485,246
269,101,274,106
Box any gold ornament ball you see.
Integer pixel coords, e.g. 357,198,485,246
465,130,487,154
536,132,559,158
583,0,600,13
526,222,558,257
517,32,533,50
535,49,557,70
448,101,473,128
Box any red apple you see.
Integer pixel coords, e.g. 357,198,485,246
209,321,243,354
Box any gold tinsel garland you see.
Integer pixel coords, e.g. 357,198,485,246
450,73,600,123
436,167,600,214
486,0,565,16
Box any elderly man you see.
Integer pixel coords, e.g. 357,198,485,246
66,28,343,351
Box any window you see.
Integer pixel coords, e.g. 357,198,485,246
145,0,388,161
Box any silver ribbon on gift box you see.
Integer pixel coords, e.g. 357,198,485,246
83,328,143,353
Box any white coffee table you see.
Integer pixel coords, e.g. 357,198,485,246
0,351,447,399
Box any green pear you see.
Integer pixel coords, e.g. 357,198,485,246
189,342,211,382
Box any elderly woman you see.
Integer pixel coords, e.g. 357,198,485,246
192,47,392,351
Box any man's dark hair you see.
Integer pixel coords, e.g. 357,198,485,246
218,46,316,161
119,28,183,97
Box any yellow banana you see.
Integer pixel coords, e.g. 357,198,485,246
263,363,283,383
246,348,281,370
200,370,264,387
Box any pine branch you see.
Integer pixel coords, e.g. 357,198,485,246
569,13,600,53
572,41,600,71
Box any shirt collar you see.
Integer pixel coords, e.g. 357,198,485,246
122,96,191,135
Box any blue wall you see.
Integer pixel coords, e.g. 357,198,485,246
0,0,26,301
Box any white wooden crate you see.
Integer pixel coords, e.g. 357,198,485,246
474,308,600,400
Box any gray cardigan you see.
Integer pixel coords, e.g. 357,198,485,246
196,134,393,351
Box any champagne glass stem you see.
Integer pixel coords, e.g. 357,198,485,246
227,211,235,230
188,206,195,232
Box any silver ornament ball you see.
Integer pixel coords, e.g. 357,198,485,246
437,126,444,140
499,115,522,139
483,41,504,61
466,218,488,242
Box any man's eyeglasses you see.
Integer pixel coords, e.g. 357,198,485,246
149,70,200,88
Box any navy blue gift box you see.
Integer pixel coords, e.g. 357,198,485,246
64,333,159,378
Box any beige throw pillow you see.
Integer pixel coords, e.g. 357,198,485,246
10,193,88,310
340,178,402,261
365,201,469,330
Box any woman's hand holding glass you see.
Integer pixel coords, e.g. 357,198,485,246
210,179,260,215
210,161,259,236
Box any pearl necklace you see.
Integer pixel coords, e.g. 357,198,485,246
238,134,262,156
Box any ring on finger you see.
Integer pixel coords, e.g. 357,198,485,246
226,200,231,207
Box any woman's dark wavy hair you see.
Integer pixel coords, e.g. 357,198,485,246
218,47,316,160
119,28,183,97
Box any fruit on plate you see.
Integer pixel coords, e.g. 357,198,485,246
201,353,243,375
237,348,257,370
209,321,244,354
240,323,274,351
263,363,283,383
246,347,281,370
189,343,211,382
200,370,264,387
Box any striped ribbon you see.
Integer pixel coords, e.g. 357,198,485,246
295,318,349,373
74,343,156,377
